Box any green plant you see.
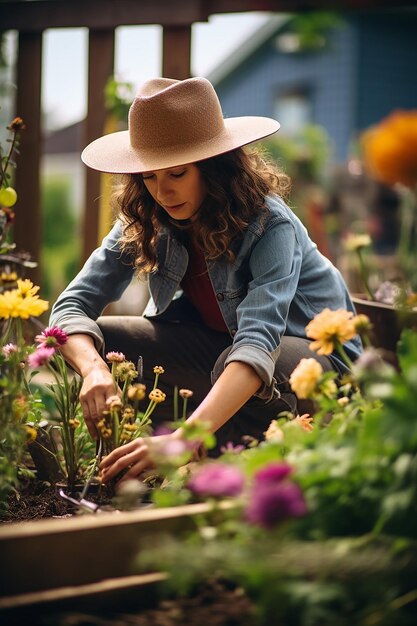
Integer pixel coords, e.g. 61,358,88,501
0,280,49,513
264,124,331,183
41,175,80,303
0,117,37,289
135,311,417,623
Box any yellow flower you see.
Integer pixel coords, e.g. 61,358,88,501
0,281,48,319
0,271,18,283
68,418,81,429
123,423,137,432
114,360,137,382
148,388,166,404
289,358,323,399
122,407,135,420
306,308,357,355
343,233,372,252
153,366,165,375
17,294,49,318
0,289,23,318
264,420,284,442
25,424,37,443
17,279,40,298
127,383,146,402
361,109,417,188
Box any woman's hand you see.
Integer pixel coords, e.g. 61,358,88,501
79,365,117,439
59,334,117,439
99,434,179,485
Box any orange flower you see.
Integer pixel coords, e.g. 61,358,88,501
293,414,314,432
362,110,417,188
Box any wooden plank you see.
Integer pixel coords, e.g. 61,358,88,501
0,501,234,596
14,31,42,287
162,25,192,79
0,0,415,32
0,573,167,613
82,29,115,263
207,0,417,11
0,0,209,31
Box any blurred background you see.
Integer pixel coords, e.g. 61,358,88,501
1,1,416,312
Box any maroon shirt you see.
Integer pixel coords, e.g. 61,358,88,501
181,237,228,333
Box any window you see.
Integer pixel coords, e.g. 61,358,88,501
274,88,312,135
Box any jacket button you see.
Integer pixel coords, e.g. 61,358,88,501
216,293,224,301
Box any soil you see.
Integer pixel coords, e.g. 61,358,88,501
2,479,110,523
2,480,74,522
33,580,255,626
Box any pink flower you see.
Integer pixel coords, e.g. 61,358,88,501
187,462,245,498
157,439,190,459
106,351,126,363
2,342,18,357
220,442,245,455
35,326,68,348
27,346,55,367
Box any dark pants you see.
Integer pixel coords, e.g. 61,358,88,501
97,316,341,454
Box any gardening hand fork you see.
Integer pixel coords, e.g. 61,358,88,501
58,488,102,514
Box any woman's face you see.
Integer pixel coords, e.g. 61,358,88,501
142,163,207,221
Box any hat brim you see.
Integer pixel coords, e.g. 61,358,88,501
81,116,280,174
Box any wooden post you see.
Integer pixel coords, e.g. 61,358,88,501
82,28,115,264
14,31,43,286
162,25,192,79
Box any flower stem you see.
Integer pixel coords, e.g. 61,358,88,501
335,340,354,370
357,248,375,301
0,128,18,187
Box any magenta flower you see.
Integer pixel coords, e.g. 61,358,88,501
187,462,245,498
245,481,307,530
254,462,293,485
27,346,56,367
35,326,68,348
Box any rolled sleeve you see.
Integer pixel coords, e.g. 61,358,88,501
223,343,281,401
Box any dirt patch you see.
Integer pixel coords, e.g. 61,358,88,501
1,479,113,523
2,480,72,522
30,580,255,626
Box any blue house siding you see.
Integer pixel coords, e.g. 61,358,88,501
355,12,417,131
212,11,417,163
215,21,358,162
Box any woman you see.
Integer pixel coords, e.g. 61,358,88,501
50,76,362,484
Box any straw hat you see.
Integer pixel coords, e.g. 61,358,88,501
81,77,280,174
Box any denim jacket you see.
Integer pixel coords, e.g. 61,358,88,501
50,194,362,398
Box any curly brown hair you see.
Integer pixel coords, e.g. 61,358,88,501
115,147,291,272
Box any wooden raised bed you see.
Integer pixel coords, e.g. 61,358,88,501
0,502,229,620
